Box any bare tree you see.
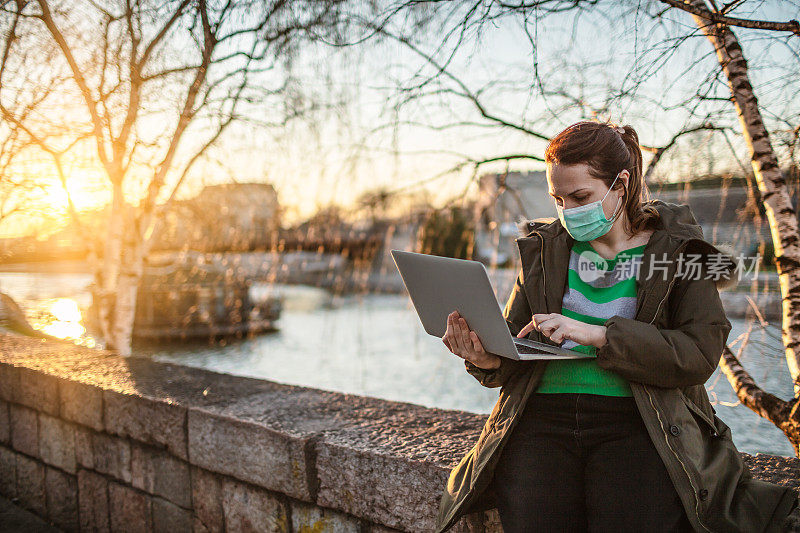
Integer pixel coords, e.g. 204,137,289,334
0,149,54,233
353,10,745,204
360,0,800,453
0,41,75,234
660,0,800,454
0,0,359,355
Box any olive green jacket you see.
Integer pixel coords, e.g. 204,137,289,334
435,199,799,533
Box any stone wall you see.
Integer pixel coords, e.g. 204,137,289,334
0,333,797,532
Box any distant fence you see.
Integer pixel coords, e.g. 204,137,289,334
0,334,797,532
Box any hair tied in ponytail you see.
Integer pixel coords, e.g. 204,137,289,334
545,120,660,235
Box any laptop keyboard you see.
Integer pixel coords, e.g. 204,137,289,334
516,344,546,355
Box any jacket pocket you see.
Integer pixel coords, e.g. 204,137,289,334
678,389,719,437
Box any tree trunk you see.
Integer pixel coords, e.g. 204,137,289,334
92,181,147,357
686,0,800,454
93,182,126,346
110,231,145,358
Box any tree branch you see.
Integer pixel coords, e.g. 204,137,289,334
36,0,112,169
659,0,800,36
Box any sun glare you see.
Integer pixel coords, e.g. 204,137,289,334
42,185,70,209
36,298,86,340
50,298,82,321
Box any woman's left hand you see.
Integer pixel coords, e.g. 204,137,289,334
517,313,608,349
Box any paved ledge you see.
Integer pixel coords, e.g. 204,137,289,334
0,333,797,532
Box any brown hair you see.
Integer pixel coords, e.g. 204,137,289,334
544,120,660,236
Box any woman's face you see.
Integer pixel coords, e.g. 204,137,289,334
547,162,626,218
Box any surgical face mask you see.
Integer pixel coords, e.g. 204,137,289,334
555,172,624,242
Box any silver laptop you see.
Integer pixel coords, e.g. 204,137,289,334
390,250,594,360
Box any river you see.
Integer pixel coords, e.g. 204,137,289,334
0,267,794,457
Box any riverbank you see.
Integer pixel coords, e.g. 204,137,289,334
6,257,779,319
0,265,795,456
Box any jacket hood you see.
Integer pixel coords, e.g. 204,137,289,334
514,199,741,290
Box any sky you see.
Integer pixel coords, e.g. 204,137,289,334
189,0,800,219
1,0,798,237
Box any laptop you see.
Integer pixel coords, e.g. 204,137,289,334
390,250,594,360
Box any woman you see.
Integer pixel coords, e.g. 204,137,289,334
436,121,798,533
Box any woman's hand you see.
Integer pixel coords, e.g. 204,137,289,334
517,313,608,349
442,310,501,370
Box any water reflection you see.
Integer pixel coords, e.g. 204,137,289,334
34,298,88,343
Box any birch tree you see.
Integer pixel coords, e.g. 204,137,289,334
662,0,800,454
0,0,357,355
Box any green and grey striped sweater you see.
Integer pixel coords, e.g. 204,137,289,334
535,240,647,397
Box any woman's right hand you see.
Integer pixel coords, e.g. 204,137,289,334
442,310,502,370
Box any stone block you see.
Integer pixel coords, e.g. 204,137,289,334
59,379,103,431
191,466,223,533
10,403,38,457
0,445,17,498
108,481,153,533
188,409,311,502
221,477,289,532
315,441,447,532
16,366,60,415
15,453,46,516
0,400,9,444
78,468,110,532
290,500,361,532
448,511,498,533
153,496,192,532
131,441,191,508
742,452,800,491
38,413,76,473
366,525,404,533
0,362,19,402
92,432,131,483
104,390,187,460
484,508,502,532
45,465,78,532
74,425,94,469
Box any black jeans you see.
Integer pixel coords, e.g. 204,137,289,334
489,392,695,533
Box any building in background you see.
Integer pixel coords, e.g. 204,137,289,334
151,182,282,252
473,170,554,266
473,171,790,270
